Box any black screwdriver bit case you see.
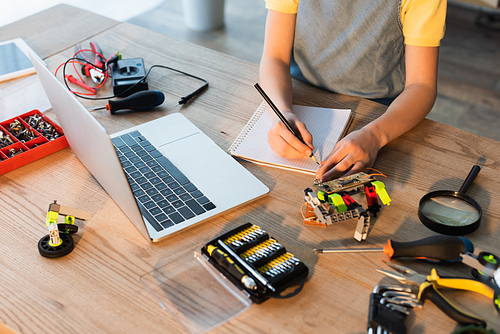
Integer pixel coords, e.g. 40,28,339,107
201,222,309,304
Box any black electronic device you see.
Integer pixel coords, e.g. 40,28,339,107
112,58,149,97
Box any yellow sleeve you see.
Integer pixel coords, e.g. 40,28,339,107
265,0,299,14
401,0,447,47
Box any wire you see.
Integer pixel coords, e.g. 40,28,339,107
58,58,109,97
57,56,209,105
55,48,110,95
300,202,307,220
147,64,209,106
361,167,387,178
72,48,107,89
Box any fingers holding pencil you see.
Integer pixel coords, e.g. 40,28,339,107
254,83,320,165
267,112,315,160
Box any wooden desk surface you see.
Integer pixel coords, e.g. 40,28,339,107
1,5,500,334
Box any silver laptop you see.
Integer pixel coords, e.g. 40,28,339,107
30,53,269,242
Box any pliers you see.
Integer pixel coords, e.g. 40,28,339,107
74,41,106,84
376,261,495,328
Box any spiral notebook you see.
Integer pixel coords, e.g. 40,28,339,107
228,102,353,174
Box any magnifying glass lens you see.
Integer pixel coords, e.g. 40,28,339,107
420,196,480,227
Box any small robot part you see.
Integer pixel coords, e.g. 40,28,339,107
302,171,391,242
38,200,92,258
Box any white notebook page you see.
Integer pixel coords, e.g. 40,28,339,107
229,102,352,174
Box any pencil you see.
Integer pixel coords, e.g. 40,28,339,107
254,83,320,165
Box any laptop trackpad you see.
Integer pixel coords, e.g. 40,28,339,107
157,132,239,204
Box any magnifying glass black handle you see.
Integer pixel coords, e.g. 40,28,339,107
459,165,481,194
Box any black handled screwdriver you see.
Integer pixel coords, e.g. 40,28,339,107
207,245,257,290
314,235,474,263
89,90,165,114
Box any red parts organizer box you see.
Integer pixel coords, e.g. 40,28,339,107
0,110,68,176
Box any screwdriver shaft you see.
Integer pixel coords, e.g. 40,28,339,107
218,240,275,292
314,248,383,254
313,235,471,263
88,106,106,112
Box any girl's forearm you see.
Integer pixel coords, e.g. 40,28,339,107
365,82,437,149
259,56,294,115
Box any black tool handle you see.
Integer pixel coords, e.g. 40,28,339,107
107,90,165,114
459,164,481,194
210,246,247,281
386,235,471,262
420,282,486,327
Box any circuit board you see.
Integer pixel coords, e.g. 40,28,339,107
313,172,376,194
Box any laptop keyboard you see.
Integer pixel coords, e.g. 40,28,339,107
111,130,216,232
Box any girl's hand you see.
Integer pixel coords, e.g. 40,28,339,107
315,128,382,181
267,111,314,160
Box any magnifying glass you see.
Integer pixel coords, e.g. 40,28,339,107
418,165,482,235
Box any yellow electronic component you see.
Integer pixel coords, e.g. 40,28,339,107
328,193,347,212
46,210,59,226
371,180,391,205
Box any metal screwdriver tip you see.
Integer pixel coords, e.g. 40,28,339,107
88,106,106,112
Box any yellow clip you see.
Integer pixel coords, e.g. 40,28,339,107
328,193,347,212
46,210,59,227
64,215,75,225
371,181,391,205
